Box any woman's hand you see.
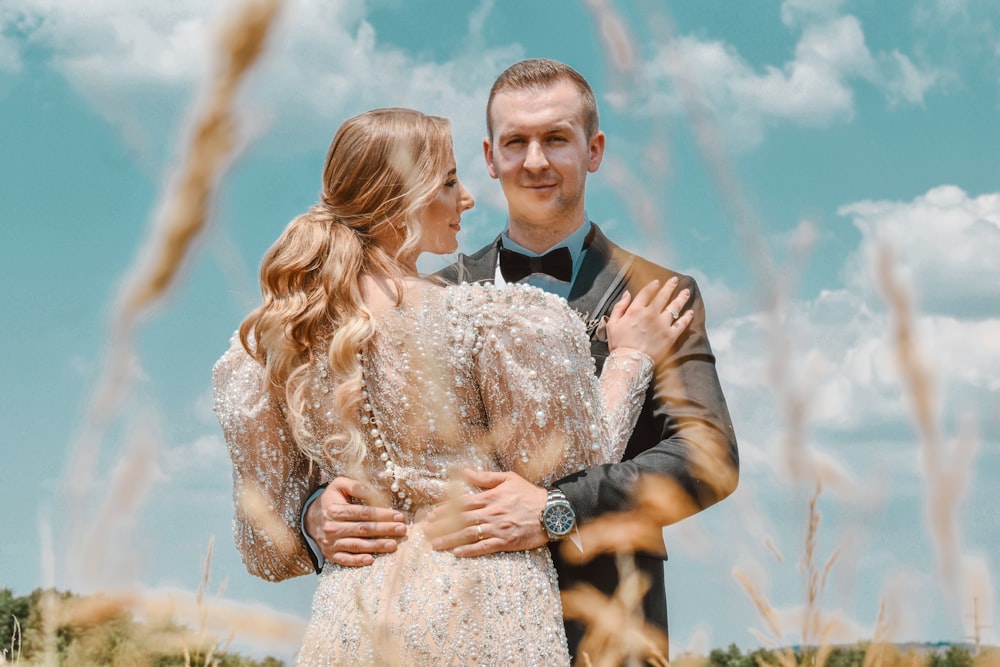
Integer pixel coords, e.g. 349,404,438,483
606,276,693,362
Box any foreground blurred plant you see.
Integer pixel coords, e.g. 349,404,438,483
0,587,287,666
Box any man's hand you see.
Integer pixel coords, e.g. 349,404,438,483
424,469,548,557
304,477,408,567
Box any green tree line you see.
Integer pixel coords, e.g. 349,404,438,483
706,641,988,667
3,587,995,666
1,587,284,666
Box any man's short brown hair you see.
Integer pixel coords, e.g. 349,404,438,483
486,58,600,140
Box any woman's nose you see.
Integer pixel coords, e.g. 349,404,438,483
460,183,475,211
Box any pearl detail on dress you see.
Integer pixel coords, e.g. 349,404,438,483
358,350,412,511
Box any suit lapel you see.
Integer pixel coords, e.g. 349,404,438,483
455,235,502,283
568,225,633,322
448,225,634,329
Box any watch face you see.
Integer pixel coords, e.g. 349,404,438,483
545,503,575,536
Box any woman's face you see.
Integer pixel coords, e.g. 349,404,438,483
417,152,475,256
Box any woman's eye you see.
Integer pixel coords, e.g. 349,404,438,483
445,179,458,188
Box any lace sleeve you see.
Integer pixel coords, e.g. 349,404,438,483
470,285,652,487
212,335,318,581
596,348,654,463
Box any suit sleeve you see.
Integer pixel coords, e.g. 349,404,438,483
554,273,739,527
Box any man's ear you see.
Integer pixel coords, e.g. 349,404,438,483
588,131,606,173
483,137,499,180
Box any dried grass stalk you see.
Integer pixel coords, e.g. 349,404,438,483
124,0,282,316
863,601,892,667
561,474,699,564
875,244,966,596
561,556,669,667
63,0,284,571
800,483,840,657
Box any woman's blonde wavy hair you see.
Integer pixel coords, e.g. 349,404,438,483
239,107,453,472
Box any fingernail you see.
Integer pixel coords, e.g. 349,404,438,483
384,540,398,551
669,276,678,284
393,513,405,522
394,524,407,535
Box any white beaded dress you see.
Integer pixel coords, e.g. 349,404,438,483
213,281,653,666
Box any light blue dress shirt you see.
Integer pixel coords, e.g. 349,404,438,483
493,220,592,299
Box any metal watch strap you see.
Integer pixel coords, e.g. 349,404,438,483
541,488,576,541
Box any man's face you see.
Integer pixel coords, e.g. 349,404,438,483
484,80,605,239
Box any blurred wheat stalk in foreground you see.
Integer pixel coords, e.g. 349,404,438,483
19,0,993,665
59,0,282,546
31,0,296,664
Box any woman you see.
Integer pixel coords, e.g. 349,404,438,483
213,108,691,665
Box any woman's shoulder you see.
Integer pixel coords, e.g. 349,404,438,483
213,332,261,386
441,282,585,334
440,280,558,308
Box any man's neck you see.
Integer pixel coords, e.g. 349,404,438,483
506,216,587,254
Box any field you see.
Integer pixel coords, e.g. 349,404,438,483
2,0,996,665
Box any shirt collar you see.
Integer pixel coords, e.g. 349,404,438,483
500,218,592,267
494,219,593,297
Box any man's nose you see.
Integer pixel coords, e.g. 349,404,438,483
523,140,549,171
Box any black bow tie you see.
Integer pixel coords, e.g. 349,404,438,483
499,246,573,283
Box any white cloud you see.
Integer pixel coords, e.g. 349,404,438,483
161,433,229,477
5,0,221,84
618,8,944,150
0,31,22,74
0,0,516,220
880,50,947,106
713,185,1000,502
839,185,1000,316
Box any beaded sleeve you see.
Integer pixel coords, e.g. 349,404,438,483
212,335,319,581
596,348,656,462
470,285,653,487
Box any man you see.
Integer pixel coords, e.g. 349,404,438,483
302,58,739,657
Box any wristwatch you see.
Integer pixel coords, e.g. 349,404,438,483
540,487,576,541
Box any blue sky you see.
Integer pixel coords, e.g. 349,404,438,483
2,0,998,660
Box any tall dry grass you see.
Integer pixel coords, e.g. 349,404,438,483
22,0,299,665
18,0,992,665
578,2,991,665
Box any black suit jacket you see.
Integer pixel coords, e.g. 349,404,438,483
437,223,739,650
